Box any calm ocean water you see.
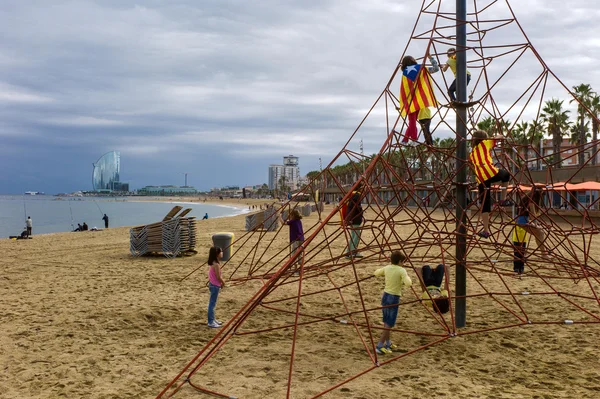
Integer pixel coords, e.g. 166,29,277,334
0,196,248,238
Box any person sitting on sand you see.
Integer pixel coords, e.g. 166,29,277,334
82,222,88,231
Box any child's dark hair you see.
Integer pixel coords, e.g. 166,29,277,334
529,185,544,207
472,129,489,149
390,251,406,265
400,55,417,71
433,297,450,314
208,246,222,265
447,47,456,56
290,209,302,220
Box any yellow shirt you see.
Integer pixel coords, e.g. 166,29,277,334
446,57,471,76
421,286,449,308
374,264,412,296
418,108,432,120
513,225,527,243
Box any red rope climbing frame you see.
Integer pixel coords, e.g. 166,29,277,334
157,1,600,398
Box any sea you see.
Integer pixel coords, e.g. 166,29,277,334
0,195,249,238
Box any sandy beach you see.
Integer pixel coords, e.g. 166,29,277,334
2,203,600,399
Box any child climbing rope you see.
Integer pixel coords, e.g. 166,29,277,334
513,223,528,274
419,264,450,314
397,53,439,145
280,209,305,271
516,185,550,259
441,47,471,103
469,129,512,238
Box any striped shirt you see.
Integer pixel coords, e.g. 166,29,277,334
469,139,498,183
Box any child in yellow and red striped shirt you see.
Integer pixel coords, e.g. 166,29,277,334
469,130,512,238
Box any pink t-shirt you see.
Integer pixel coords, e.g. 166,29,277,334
208,263,222,287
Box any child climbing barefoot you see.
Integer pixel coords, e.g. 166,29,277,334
516,185,550,259
374,251,412,354
469,129,512,238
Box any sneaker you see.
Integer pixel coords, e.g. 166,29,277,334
354,253,364,258
386,342,398,350
215,320,223,326
477,231,491,239
376,346,392,355
207,321,222,328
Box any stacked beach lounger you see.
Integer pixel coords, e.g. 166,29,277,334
130,206,198,258
245,206,280,232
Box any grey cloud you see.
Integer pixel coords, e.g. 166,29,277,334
0,1,598,193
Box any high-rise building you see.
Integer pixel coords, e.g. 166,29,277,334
268,155,301,191
92,151,128,192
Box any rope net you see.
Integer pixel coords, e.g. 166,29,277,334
157,1,600,397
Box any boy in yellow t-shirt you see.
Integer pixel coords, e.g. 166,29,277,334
513,225,528,274
373,251,412,354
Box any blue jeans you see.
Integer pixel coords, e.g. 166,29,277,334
381,292,400,327
448,74,471,101
208,283,220,323
348,224,361,254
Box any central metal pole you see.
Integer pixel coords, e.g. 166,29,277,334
455,0,468,328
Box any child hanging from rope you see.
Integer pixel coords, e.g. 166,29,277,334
516,185,550,259
373,250,412,354
441,47,471,103
397,53,439,145
419,264,450,314
469,129,512,238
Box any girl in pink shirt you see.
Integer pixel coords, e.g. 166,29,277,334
207,246,225,328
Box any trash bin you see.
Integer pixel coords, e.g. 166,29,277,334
212,232,235,261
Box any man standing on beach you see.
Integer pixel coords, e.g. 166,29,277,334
102,214,109,228
26,216,32,236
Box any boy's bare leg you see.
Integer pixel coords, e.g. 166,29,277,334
482,212,490,232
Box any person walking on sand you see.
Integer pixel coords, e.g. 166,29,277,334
207,246,225,328
374,250,412,354
102,214,109,229
25,216,32,236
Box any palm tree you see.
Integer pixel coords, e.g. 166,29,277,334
512,121,529,168
590,94,600,165
477,116,496,134
527,120,545,170
570,84,595,166
541,99,570,168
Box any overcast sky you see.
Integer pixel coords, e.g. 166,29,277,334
1,0,599,194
